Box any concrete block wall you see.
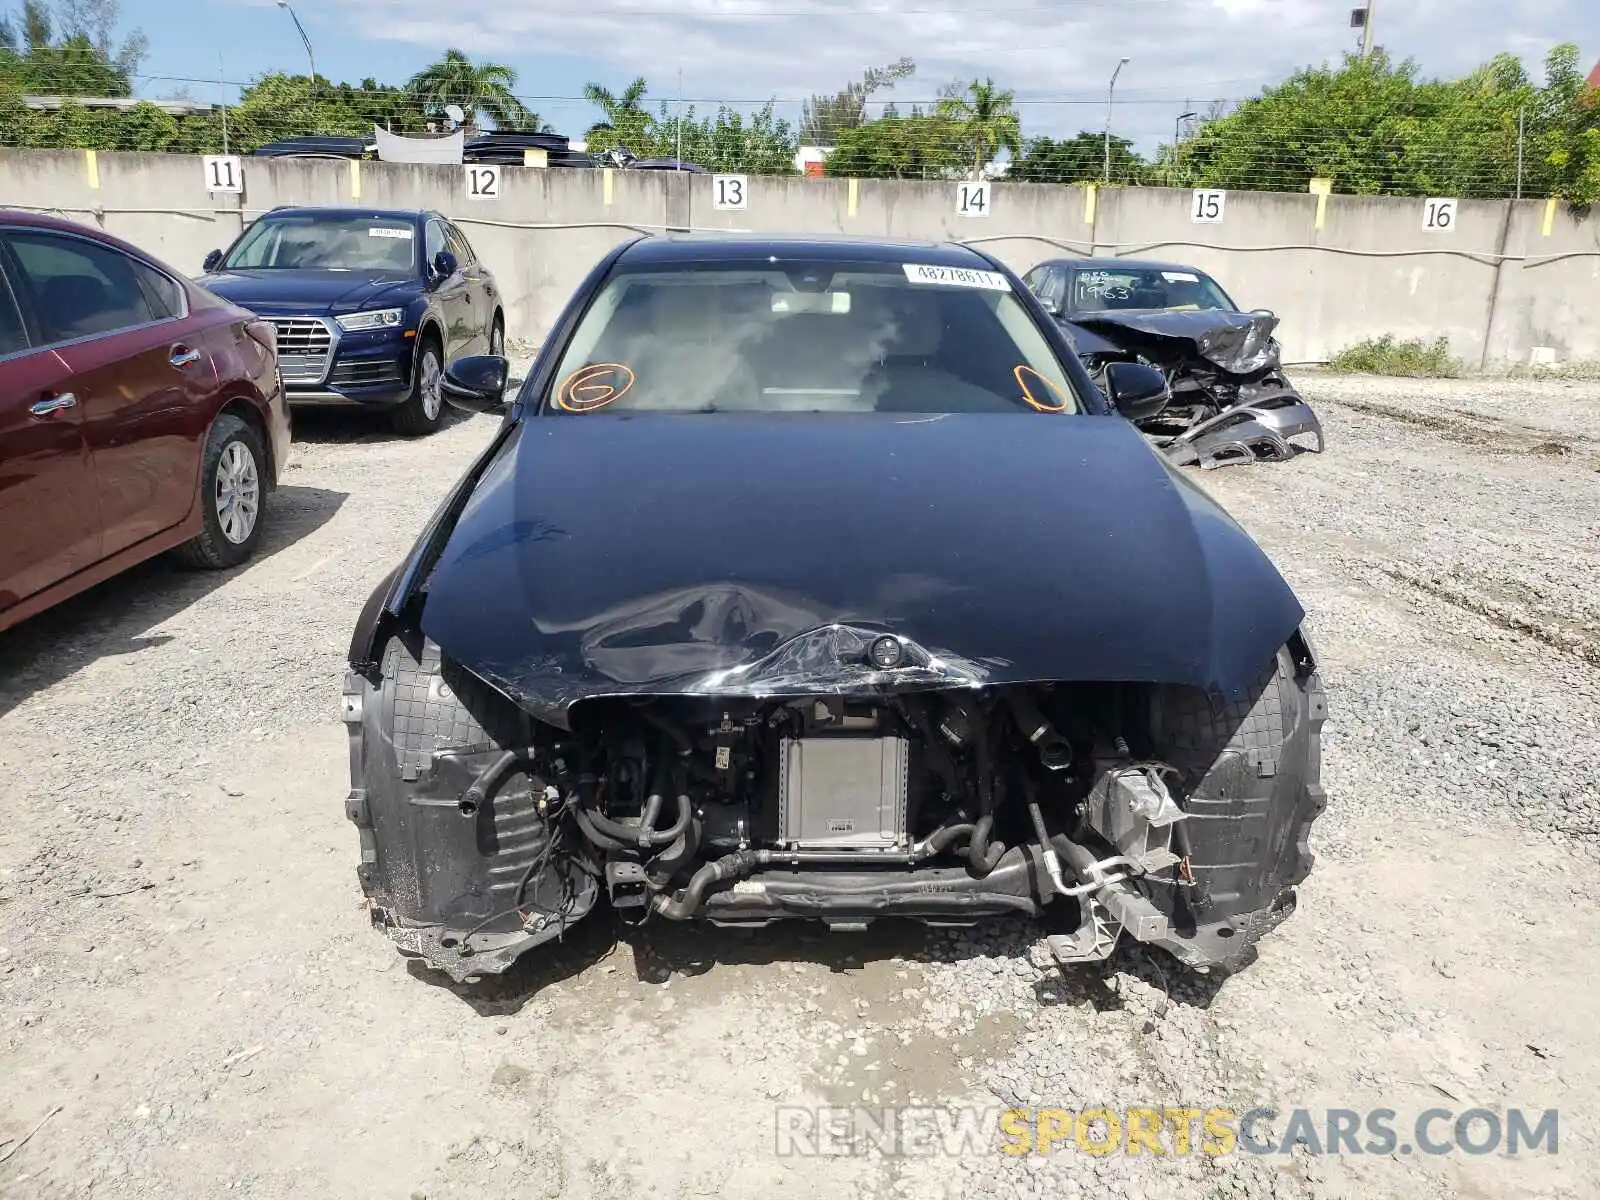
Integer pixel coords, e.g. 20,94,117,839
3,148,1596,366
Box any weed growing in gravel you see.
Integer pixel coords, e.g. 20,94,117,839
1330,335,1461,377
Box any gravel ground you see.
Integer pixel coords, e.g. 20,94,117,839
2,371,1598,1200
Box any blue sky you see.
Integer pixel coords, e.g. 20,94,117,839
120,0,1600,150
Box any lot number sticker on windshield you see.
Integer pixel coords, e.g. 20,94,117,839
903,263,1010,291
712,175,747,210
1191,189,1226,223
1422,197,1457,231
204,155,243,194
956,181,991,217
369,227,414,239
466,164,500,200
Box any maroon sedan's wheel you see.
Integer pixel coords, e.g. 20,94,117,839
176,414,267,570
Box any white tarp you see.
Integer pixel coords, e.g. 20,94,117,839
373,126,464,165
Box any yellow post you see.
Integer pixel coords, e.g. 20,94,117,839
847,177,858,217
84,148,99,189
1083,184,1097,225
349,159,361,199
603,167,614,206
1308,177,1332,230
1541,197,1558,237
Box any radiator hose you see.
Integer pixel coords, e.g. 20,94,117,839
967,713,1005,877
575,792,692,850
652,850,761,920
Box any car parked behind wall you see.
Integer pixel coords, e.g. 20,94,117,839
0,211,291,634
198,207,504,436
1023,257,1325,469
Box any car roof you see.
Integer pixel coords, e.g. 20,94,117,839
0,208,187,271
1041,256,1213,276
257,206,429,222
616,233,1002,269
0,208,110,235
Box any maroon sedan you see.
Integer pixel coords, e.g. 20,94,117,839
0,211,292,633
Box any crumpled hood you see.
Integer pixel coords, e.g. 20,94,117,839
199,269,416,315
1069,310,1281,374
419,413,1304,725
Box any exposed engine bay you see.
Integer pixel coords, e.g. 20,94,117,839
344,629,1326,983
1069,310,1327,469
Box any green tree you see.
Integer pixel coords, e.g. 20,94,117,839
653,102,797,174
1010,131,1146,184
1170,48,1599,201
56,0,146,79
0,0,137,96
406,49,536,130
799,57,914,145
582,75,650,149
825,111,965,179
935,77,1020,178
1531,43,1600,206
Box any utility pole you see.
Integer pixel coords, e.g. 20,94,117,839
219,54,229,154
1360,0,1375,58
1516,107,1525,200
1103,56,1129,184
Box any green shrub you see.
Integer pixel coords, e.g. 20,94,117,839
1328,335,1461,377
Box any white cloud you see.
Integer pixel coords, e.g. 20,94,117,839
334,0,1599,145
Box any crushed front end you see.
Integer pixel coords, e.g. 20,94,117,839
1072,310,1327,468
343,625,1327,982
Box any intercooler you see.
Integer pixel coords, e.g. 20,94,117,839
776,736,909,851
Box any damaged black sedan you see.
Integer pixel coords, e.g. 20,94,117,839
343,235,1327,983
1023,258,1325,468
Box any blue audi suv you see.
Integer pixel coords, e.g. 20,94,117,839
199,207,503,435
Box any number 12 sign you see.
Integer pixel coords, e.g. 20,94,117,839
465,165,501,200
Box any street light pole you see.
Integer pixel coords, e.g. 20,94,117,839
1360,0,1376,58
1103,57,1130,183
1173,109,1197,181
276,1,317,88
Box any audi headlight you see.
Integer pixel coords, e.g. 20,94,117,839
335,308,405,332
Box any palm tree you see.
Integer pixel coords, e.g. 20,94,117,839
582,76,654,151
407,50,539,131
937,77,1022,178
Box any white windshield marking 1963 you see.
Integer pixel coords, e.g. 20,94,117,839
902,263,1011,292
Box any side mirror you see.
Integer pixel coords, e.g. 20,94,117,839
431,249,458,283
1103,361,1171,422
202,249,223,272
440,354,509,414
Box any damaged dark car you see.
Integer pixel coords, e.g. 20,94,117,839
343,235,1327,983
1023,258,1325,469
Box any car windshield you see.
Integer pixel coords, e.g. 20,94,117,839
1068,267,1235,314
222,215,418,272
543,261,1080,414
